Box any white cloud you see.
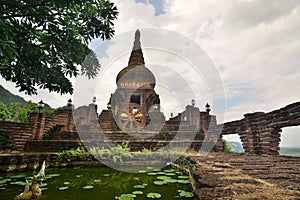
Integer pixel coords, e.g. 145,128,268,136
1,0,299,128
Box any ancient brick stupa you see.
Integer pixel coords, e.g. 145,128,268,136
108,30,165,132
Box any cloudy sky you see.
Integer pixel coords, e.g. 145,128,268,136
1,0,299,146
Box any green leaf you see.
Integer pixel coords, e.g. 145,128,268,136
82,185,94,189
179,191,194,198
119,194,136,200
178,175,189,179
147,192,162,198
10,174,26,179
58,186,69,191
177,179,190,184
147,172,157,176
132,191,143,195
133,184,146,189
153,181,167,185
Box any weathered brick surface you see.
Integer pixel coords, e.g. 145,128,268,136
220,101,300,155
1,101,299,155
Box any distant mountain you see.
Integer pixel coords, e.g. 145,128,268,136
280,147,300,157
226,141,245,153
0,84,27,106
0,84,52,109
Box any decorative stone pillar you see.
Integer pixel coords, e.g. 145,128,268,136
242,112,265,154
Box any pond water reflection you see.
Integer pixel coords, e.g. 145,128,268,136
0,167,194,199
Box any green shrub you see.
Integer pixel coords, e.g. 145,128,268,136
223,139,233,153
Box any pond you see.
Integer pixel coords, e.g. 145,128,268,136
0,166,194,199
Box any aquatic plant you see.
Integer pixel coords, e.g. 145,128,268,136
56,146,92,162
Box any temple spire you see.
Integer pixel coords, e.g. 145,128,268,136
128,29,145,66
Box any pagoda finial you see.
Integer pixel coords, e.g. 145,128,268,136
133,29,141,50
128,29,145,66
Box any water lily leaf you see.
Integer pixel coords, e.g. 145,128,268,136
163,169,175,173
177,179,190,184
153,181,167,185
94,179,101,183
10,174,26,179
175,171,183,175
179,191,194,197
138,170,146,173
132,190,143,195
76,175,83,178
147,192,161,198
25,176,33,180
133,184,146,189
163,178,177,183
10,181,26,186
48,173,60,177
157,176,170,180
0,184,7,187
41,187,48,191
58,186,69,190
103,174,110,177
165,173,176,176
0,177,3,179
178,175,189,179
119,194,136,200
154,169,161,172
64,182,71,185
156,172,165,175
82,185,94,189
0,180,7,184
147,172,157,176
39,183,48,187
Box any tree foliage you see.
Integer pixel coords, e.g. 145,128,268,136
0,0,118,95
0,101,52,122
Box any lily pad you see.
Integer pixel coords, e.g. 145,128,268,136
138,170,146,173
153,181,167,185
39,183,48,187
133,184,146,189
41,187,48,191
163,178,177,183
178,175,189,179
58,186,69,191
163,169,175,173
10,181,26,186
82,185,94,190
64,182,71,185
157,176,170,180
132,190,143,195
103,174,110,177
177,179,190,184
10,174,26,179
147,172,157,176
76,175,83,178
119,194,136,200
156,172,165,175
48,173,60,177
147,192,162,198
179,191,194,198
165,173,176,176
